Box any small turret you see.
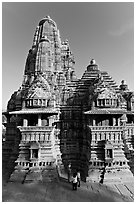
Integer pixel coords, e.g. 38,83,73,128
87,58,99,71
119,80,129,91
90,59,96,65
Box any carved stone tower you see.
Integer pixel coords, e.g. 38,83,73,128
3,16,134,184
3,16,76,182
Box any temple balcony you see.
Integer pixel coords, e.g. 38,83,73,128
122,124,134,151
126,124,134,138
126,123,134,127
87,126,124,144
18,126,55,142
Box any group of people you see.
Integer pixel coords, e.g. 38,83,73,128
67,163,81,191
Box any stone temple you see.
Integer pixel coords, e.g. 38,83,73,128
3,16,134,183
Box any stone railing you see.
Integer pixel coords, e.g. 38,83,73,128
18,126,58,143
126,123,134,127
88,126,124,132
123,124,134,149
125,124,134,137
18,126,54,132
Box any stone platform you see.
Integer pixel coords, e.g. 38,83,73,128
3,176,134,202
9,166,59,183
57,166,134,201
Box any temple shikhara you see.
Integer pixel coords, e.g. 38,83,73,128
3,16,134,183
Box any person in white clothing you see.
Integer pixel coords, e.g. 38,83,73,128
72,172,78,190
77,170,81,187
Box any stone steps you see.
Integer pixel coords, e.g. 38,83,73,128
12,166,59,183
24,171,42,183
9,170,27,183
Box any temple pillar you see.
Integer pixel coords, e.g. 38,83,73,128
113,117,116,126
93,119,96,126
23,118,28,127
22,100,26,108
117,118,120,126
45,100,47,107
38,149,40,159
30,149,32,159
30,100,32,106
92,133,95,141
49,116,54,126
38,114,42,126
102,120,105,126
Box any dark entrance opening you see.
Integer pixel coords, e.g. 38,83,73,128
107,149,112,158
32,149,38,158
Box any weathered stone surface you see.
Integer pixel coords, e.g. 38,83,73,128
9,170,27,183
3,16,134,184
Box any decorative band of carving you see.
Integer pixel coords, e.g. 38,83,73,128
18,126,54,132
88,126,124,131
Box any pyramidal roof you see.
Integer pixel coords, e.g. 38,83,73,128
77,59,119,93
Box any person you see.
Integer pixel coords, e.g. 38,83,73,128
99,167,105,184
67,163,71,183
77,170,81,187
72,172,78,190
99,173,104,184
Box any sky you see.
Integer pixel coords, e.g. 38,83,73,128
2,2,134,110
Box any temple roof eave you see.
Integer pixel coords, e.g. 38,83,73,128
9,108,59,115
84,108,127,115
126,110,134,115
